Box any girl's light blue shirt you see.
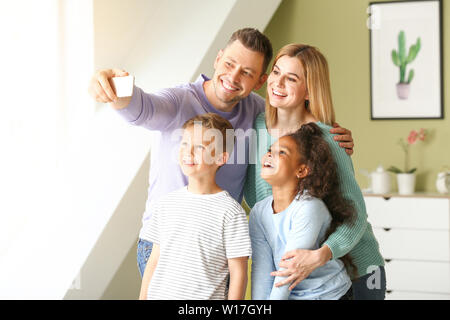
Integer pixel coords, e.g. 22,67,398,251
249,194,352,300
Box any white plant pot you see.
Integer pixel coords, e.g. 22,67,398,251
397,173,416,195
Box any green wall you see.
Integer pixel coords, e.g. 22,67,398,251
260,0,449,192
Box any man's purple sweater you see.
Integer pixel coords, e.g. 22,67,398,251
115,74,264,239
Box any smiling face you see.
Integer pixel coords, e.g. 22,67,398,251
178,125,227,179
267,55,309,110
260,135,308,187
210,40,267,110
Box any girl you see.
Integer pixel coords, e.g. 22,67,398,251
244,44,385,299
249,123,355,300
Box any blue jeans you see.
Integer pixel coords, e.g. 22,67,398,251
352,266,386,300
137,238,153,278
339,285,354,300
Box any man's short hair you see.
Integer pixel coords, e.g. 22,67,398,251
182,113,235,154
226,27,273,74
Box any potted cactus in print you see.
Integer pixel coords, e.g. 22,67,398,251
391,30,421,99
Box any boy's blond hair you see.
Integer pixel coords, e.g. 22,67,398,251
182,113,235,155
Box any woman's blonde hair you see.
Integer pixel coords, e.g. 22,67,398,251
265,44,335,127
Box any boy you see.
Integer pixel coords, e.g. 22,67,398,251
139,113,251,300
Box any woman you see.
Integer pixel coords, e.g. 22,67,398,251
244,44,385,300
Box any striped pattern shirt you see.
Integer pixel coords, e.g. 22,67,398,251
141,186,252,300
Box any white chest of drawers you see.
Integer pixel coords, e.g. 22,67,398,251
364,193,450,300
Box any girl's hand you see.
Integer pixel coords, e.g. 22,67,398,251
330,123,354,156
270,246,332,291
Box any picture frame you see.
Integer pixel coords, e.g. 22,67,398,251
368,0,443,120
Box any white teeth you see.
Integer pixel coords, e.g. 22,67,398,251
222,80,238,91
273,90,287,97
263,161,273,168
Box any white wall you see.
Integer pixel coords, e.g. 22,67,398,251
0,0,99,299
64,152,151,300
65,0,281,300
0,0,281,299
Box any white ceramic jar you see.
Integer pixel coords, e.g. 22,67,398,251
436,172,450,194
371,165,391,194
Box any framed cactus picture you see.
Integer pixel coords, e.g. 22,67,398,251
368,0,443,119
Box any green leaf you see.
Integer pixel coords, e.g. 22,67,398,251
398,31,406,63
391,50,400,66
400,65,406,83
407,69,414,83
406,45,417,63
387,166,403,174
407,168,417,174
406,38,421,63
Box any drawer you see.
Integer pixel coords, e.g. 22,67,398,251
373,228,450,261
386,290,450,300
364,197,450,230
384,260,450,293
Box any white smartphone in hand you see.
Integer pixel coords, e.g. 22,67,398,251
111,75,134,97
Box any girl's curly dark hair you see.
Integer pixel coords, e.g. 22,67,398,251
287,122,358,277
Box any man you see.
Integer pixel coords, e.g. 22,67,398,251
88,28,354,277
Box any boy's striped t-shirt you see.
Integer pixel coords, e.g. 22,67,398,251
141,186,252,300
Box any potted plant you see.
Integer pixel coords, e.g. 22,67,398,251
391,30,421,99
387,128,427,195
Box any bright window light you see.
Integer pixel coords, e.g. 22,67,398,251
0,0,94,298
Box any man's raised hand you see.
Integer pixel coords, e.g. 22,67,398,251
88,68,132,109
